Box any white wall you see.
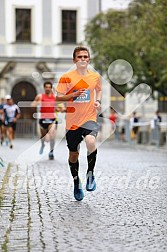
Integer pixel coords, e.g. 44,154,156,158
5,0,42,43
5,0,42,56
101,0,131,11
52,0,87,45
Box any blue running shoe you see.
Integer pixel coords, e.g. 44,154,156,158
39,144,45,154
74,178,84,201
5,139,8,146
86,172,96,191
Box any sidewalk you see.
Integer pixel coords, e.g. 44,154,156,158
0,138,166,177
0,138,167,252
103,138,167,154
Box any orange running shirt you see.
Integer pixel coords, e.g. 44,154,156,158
56,69,101,130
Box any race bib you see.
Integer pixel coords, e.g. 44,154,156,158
73,90,90,103
42,119,54,124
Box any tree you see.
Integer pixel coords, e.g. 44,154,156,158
85,0,167,96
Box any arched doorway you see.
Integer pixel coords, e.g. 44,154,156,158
11,81,37,137
12,81,37,119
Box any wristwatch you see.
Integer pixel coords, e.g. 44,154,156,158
96,100,101,105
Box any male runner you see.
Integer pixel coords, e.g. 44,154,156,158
32,81,84,160
2,95,21,148
56,46,102,201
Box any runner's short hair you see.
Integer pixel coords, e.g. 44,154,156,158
73,46,90,59
43,81,53,88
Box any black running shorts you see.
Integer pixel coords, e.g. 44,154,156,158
5,122,16,131
39,118,57,130
66,120,99,152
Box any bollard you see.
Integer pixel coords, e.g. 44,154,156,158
155,122,161,147
150,121,160,146
142,130,149,144
137,131,142,144
125,119,131,144
159,132,166,146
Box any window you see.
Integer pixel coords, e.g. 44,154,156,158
62,10,77,43
16,9,31,42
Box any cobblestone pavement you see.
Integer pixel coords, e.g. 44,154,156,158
0,139,167,252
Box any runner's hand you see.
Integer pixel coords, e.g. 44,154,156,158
94,101,101,111
73,89,86,97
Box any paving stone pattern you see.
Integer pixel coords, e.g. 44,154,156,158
0,139,167,252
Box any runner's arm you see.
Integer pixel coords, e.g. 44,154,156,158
12,106,21,123
55,103,66,113
94,90,102,109
15,107,21,120
31,94,41,107
1,108,5,122
56,89,85,101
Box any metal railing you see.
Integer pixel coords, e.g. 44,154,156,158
16,119,37,138
124,120,167,146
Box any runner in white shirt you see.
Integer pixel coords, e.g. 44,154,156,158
0,98,5,145
2,95,21,148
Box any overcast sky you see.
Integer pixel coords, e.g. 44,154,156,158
102,0,132,11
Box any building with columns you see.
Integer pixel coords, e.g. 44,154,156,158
0,0,102,106
0,0,116,137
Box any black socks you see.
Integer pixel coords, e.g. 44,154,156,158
41,138,45,146
69,160,79,180
87,149,97,174
69,149,97,181
50,139,55,152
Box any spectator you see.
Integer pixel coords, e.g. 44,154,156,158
154,110,162,125
109,108,118,138
130,112,139,140
150,110,162,129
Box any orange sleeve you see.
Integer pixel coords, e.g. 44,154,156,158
56,76,71,95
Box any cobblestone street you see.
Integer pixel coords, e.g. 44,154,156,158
0,139,167,252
